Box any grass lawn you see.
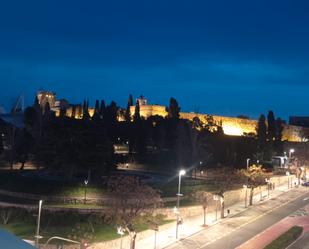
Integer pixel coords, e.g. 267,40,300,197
0,219,174,244
264,226,303,249
46,203,105,209
155,178,234,198
0,170,224,199
0,171,106,197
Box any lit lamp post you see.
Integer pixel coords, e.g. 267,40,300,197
84,179,88,204
213,194,219,221
175,169,186,239
117,226,125,249
35,200,43,248
246,158,250,170
289,149,295,159
265,178,270,198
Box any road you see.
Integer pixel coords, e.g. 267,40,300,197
165,187,309,249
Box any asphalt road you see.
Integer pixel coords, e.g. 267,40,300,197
166,188,309,249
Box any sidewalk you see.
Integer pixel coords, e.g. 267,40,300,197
236,202,309,249
134,184,305,249
88,182,305,249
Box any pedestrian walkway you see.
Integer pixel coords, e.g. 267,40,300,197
133,184,307,249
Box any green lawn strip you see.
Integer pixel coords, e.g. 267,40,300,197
0,219,174,244
0,223,36,239
155,181,218,198
164,198,199,208
46,203,105,209
264,226,303,249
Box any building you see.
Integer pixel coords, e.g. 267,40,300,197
36,91,94,119
289,116,309,128
37,91,56,109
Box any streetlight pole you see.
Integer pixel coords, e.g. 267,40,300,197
246,158,250,170
176,169,185,239
117,226,125,249
289,149,295,159
265,179,270,198
35,200,43,248
84,179,88,204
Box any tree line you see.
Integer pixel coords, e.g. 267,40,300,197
0,94,285,176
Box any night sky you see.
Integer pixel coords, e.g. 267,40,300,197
1,0,309,120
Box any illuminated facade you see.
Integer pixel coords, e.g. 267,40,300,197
129,97,307,142
37,91,56,109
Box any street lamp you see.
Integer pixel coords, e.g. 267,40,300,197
175,169,186,239
246,158,250,170
117,226,125,249
213,194,219,221
35,200,43,248
84,179,88,204
289,149,295,159
265,179,270,198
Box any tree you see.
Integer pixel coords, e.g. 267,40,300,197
133,100,140,123
128,94,133,107
239,165,267,206
267,111,276,141
71,105,76,119
92,100,100,120
191,191,212,226
107,176,162,249
256,114,267,156
82,99,90,120
99,100,106,119
166,97,180,119
15,128,33,170
125,94,133,123
274,118,284,154
175,120,191,168
214,167,238,218
0,132,3,155
43,101,51,116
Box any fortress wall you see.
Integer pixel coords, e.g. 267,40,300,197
130,105,168,118
282,125,304,142
132,105,306,142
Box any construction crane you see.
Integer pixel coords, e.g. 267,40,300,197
11,94,24,113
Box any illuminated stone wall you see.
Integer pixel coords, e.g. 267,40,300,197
45,89,306,142
130,105,167,119
129,104,307,142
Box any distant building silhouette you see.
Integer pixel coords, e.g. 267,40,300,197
289,116,309,128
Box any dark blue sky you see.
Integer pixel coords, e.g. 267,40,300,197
1,0,309,119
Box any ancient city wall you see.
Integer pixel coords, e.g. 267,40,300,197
133,105,307,142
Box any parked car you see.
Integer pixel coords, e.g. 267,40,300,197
301,181,309,187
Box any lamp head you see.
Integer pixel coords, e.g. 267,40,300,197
179,170,186,176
